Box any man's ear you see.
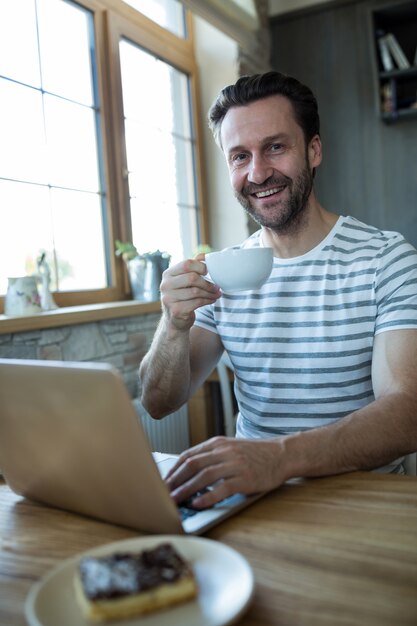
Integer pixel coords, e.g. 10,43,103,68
308,135,322,169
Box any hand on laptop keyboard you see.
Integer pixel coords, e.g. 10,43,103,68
178,488,211,520
179,488,210,510
178,489,247,521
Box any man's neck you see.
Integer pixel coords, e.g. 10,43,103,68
262,200,339,259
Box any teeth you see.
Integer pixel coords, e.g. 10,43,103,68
256,187,282,198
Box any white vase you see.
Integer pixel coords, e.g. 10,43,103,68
4,276,42,316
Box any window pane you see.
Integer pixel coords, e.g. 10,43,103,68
129,196,182,260
129,198,198,262
0,0,107,297
171,71,193,139
120,44,174,135
0,182,107,295
120,44,192,139
174,136,197,207
0,0,40,87
44,94,100,191
0,180,52,294
120,40,199,265
0,81,48,184
177,206,199,259
123,0,186,38
51,188,107,291
37,0,94,105
125,123,177,201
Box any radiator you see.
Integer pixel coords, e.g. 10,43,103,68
133,399,190,454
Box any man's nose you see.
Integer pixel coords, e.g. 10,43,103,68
248,154,273,184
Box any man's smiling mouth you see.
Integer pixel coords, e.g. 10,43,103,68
254,186,285,198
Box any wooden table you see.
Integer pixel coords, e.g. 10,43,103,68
1,471,416,626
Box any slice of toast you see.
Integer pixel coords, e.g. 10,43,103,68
74,543,198,622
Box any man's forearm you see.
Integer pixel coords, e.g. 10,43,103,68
139,316,192,419
281,391,417,480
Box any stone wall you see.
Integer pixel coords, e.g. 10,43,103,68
0,312,161,400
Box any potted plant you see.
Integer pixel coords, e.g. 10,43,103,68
115,240,139,263
115,241,170,302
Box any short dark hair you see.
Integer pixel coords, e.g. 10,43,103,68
208,71,320,148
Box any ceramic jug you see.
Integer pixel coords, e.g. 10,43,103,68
4,276,42,316
127,251,171,302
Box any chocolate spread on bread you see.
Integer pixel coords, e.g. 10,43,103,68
79,543,191,600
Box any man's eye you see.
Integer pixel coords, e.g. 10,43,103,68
271,143,284,152
232,153,247,163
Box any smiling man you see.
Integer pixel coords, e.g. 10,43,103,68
139,71,417,510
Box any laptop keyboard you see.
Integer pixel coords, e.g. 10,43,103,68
179,506,199,520
152,453,212,520
178,489,210,520
178,490,247,521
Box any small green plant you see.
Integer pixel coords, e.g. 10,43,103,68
193,243,214,257
115,240,139,262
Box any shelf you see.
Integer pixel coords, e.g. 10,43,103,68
371,1,417,124
0,300,161,335
380,66,417,80
382,106,417,123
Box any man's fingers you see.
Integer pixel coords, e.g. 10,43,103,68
167,442,245,506
167,452,219,494
165,437,228,484
165,437,287,510
191,477,242,508
173,472,246,509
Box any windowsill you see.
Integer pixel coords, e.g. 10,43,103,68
0,300,161,335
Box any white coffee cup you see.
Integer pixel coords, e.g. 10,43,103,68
205,247,273,292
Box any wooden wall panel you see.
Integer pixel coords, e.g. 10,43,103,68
270,0,417,246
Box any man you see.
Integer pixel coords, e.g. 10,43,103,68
139,71,417,510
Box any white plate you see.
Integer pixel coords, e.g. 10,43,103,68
25,535,254,626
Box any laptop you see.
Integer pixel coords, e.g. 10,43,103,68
0,358,264,535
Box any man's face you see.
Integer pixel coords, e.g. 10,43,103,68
220,95,321,232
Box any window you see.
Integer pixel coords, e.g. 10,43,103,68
123,0,186,38
119,40,199,262
0,0,107,297
0,0,207,310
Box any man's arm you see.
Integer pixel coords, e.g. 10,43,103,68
139,256,222,418
284,327,417,477
166,328,417,508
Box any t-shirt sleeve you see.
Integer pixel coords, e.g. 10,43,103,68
194,302,218,335
375,235,417,334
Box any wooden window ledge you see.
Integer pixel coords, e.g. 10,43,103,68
0,300,161,335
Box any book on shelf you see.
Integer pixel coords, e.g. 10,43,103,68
381,81,396,114
385,33,410,70
377,35,394,71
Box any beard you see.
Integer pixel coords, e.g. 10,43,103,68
235,158,314,235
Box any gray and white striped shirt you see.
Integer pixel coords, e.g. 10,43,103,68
194,216,417,470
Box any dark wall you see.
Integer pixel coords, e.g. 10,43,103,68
270,0,417,246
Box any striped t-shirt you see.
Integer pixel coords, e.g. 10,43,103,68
194,216,417,470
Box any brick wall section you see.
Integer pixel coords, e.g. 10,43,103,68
0,312,161,399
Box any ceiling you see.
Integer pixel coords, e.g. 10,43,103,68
269,0,341,17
